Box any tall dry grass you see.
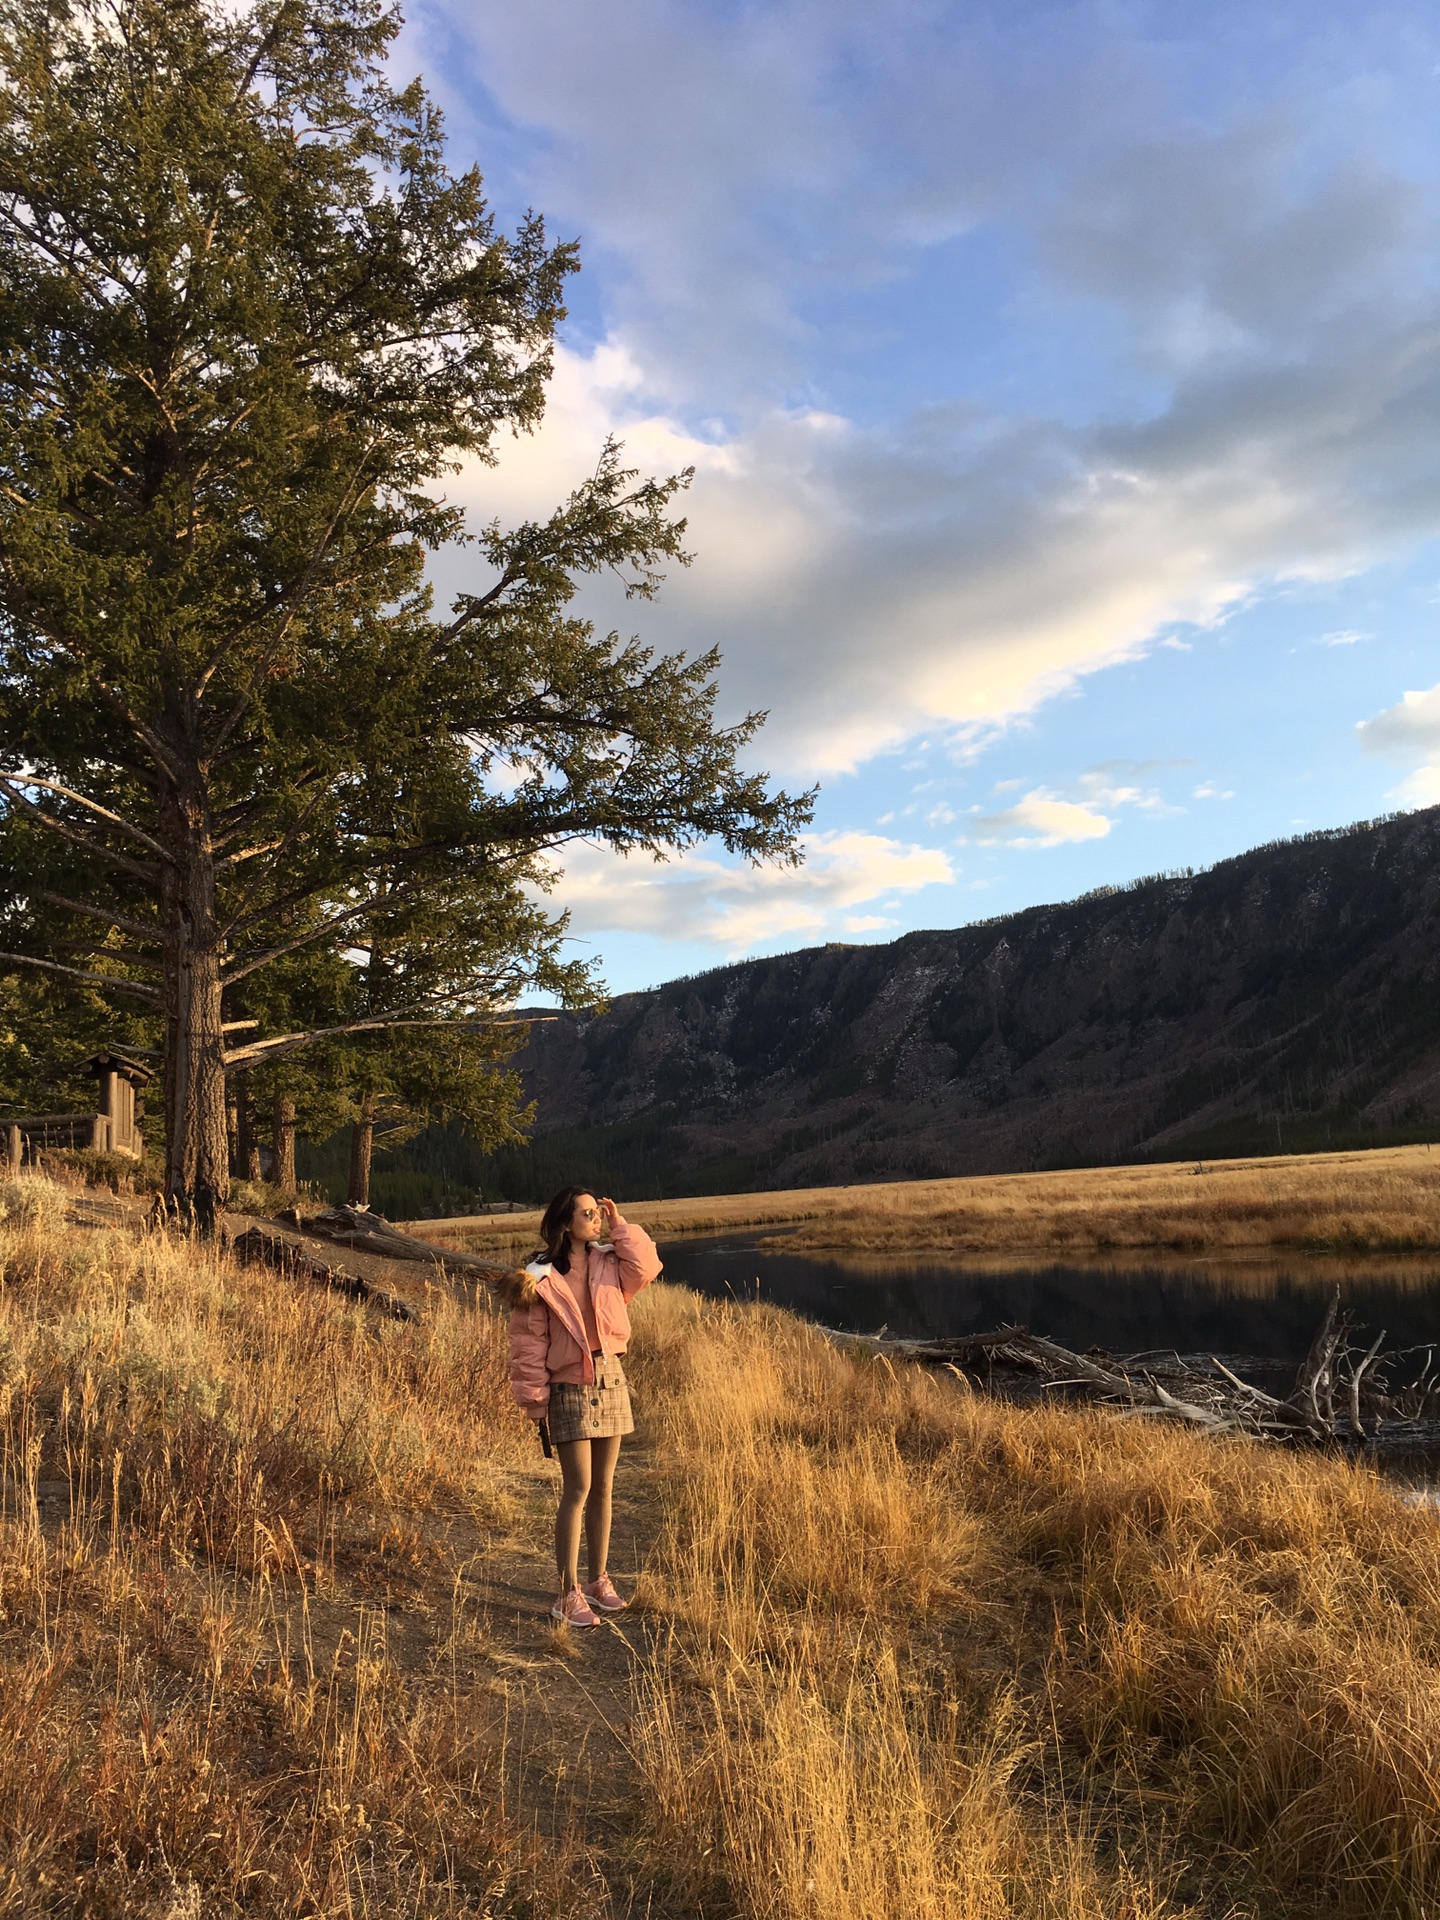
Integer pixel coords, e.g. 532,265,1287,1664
13,1171,1440,1916
622,1281,1440,1919
0,1173,604,1918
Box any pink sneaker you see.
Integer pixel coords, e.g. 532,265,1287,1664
582,1572,628,1613
551,1585,599,1628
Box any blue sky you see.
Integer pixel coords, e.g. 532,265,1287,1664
404,0,1440,994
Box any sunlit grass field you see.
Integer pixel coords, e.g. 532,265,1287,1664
424,1141,1440,1258
5,1169,1440,1915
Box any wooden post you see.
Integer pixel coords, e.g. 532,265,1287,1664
5,1124,20,1172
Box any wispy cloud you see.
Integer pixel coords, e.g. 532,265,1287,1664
967,760,1189,847
545,830,952,953
450,302,1440,779
1358,682,1440,803
969,791,1112,848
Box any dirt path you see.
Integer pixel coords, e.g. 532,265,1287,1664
459,1447,664,1873
59,1192,667,1899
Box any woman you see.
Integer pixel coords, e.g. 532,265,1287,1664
506,1187,662,1626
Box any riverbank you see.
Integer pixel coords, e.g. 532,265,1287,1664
772,1142,1440,1254
420,1141,1440,1259
6,1169,1440,1916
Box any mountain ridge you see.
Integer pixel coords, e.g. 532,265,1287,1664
305,807,1440,1209
480,805,1440,1198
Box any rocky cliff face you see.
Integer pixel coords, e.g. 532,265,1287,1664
505,808,1440,1195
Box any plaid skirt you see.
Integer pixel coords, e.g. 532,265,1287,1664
546,1353,635,1444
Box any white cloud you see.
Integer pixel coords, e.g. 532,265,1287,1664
1076,761,1185,814
1317,628,1372,646
1193,781,1235,800
416,0,1440,791
968,790,1113,848
545,829,952,952
1358,682,1440,803
442,308,1440,781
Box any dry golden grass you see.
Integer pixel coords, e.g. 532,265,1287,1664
9,1170,1440,1916
420,1143,1440,1260
622,1281,1440,1919
768,1143,1440,1254
0,1174,603,1918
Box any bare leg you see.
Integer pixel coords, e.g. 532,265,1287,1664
585,1433,623,1581
555,1439,592,1592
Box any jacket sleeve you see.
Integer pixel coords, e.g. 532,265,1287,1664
610,1216,663,1302
508,1300,552,1417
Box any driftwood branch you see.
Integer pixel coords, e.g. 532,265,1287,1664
823,1300,1436,1448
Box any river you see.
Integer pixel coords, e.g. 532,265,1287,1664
654,1232,1440,1371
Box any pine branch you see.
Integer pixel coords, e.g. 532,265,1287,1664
224,1013,541,1069
0,560,185,783
215,786,341,934
214,839,287,869
0,777,162,883
203,437,383,737
219,902,373,984
0,952,161,1000
1,773,173,861
37,891,162,944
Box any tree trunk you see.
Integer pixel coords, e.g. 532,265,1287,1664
159,780,229,1223
236,1083,262,1184
348,1089,376,1208
272,1096,297,1194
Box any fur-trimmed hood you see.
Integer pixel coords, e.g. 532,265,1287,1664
491,1264,543,1311
493,1243,619,1313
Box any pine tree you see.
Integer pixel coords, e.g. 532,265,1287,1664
0,0,809,1213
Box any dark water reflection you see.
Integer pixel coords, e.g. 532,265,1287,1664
656,1234,1440,1369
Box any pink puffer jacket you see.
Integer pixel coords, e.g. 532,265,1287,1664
506,1217,663,1420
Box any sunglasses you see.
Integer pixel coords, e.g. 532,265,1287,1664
576,1206,603,1221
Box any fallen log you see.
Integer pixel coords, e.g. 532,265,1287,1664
279,1205,525,1291
230,1226,416,1322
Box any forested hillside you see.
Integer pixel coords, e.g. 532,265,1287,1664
308,808,1440,1208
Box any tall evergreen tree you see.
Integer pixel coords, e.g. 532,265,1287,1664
0,0,809,1210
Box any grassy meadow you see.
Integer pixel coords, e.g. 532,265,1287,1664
422,1141,1440,1259
5,1168,1440,1915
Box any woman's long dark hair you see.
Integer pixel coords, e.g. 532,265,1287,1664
536,1185,594,1274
